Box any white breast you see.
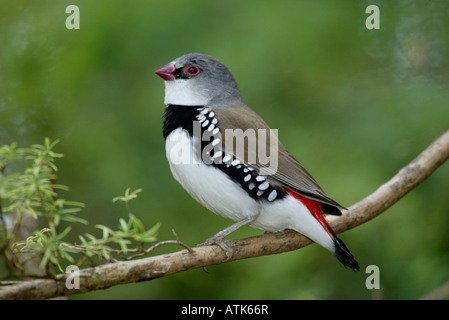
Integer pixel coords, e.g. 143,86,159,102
165,128,259,221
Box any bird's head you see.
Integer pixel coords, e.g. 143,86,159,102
155,53,245,108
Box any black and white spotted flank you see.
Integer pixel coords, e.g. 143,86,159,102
163,104,286,203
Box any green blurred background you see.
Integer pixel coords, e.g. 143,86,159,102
1,0,448,299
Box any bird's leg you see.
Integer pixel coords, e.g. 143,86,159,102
198,213,260,262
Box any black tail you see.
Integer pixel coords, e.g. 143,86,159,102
330,230,359,271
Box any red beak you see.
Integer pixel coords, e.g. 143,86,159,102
154,61,176,81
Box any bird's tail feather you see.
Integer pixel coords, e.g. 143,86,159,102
330,229,359,271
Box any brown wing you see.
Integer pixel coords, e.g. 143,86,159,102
213,105,345,214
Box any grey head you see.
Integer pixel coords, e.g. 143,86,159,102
155,53,246,109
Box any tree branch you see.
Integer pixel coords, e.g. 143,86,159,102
419,279,449,300
1,129,448,300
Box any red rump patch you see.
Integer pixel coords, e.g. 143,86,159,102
286,189,334,240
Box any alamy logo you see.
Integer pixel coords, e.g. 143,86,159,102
365,5,380,30
365,265,380,290
65,5,80,30
167,121,279,175
65,265,80,289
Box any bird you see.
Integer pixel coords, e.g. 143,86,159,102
155,53,359,271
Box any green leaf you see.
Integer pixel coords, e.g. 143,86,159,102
119,218,128,232
51,184,69,191
101,247,111,261
56,226,72,241
130,214,145,233
112,188,143,203
78,235,88,247
54,213,61,226
62,201,86,208
60,214,88,225
95,224,113,240
40,245,54,269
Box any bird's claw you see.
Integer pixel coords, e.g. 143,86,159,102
197,237,233,262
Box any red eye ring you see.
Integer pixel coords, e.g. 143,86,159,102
184,65,200,76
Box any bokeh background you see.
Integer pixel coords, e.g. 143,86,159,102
1,0,448,299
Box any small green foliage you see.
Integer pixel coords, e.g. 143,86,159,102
0,140,160,277
112,187,143,204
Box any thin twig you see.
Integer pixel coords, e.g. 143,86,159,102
126,229,193,260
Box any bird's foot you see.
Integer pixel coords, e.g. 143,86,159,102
196,215,260,262
197,236,233,262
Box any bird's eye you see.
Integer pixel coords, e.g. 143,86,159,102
184,65,200,77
